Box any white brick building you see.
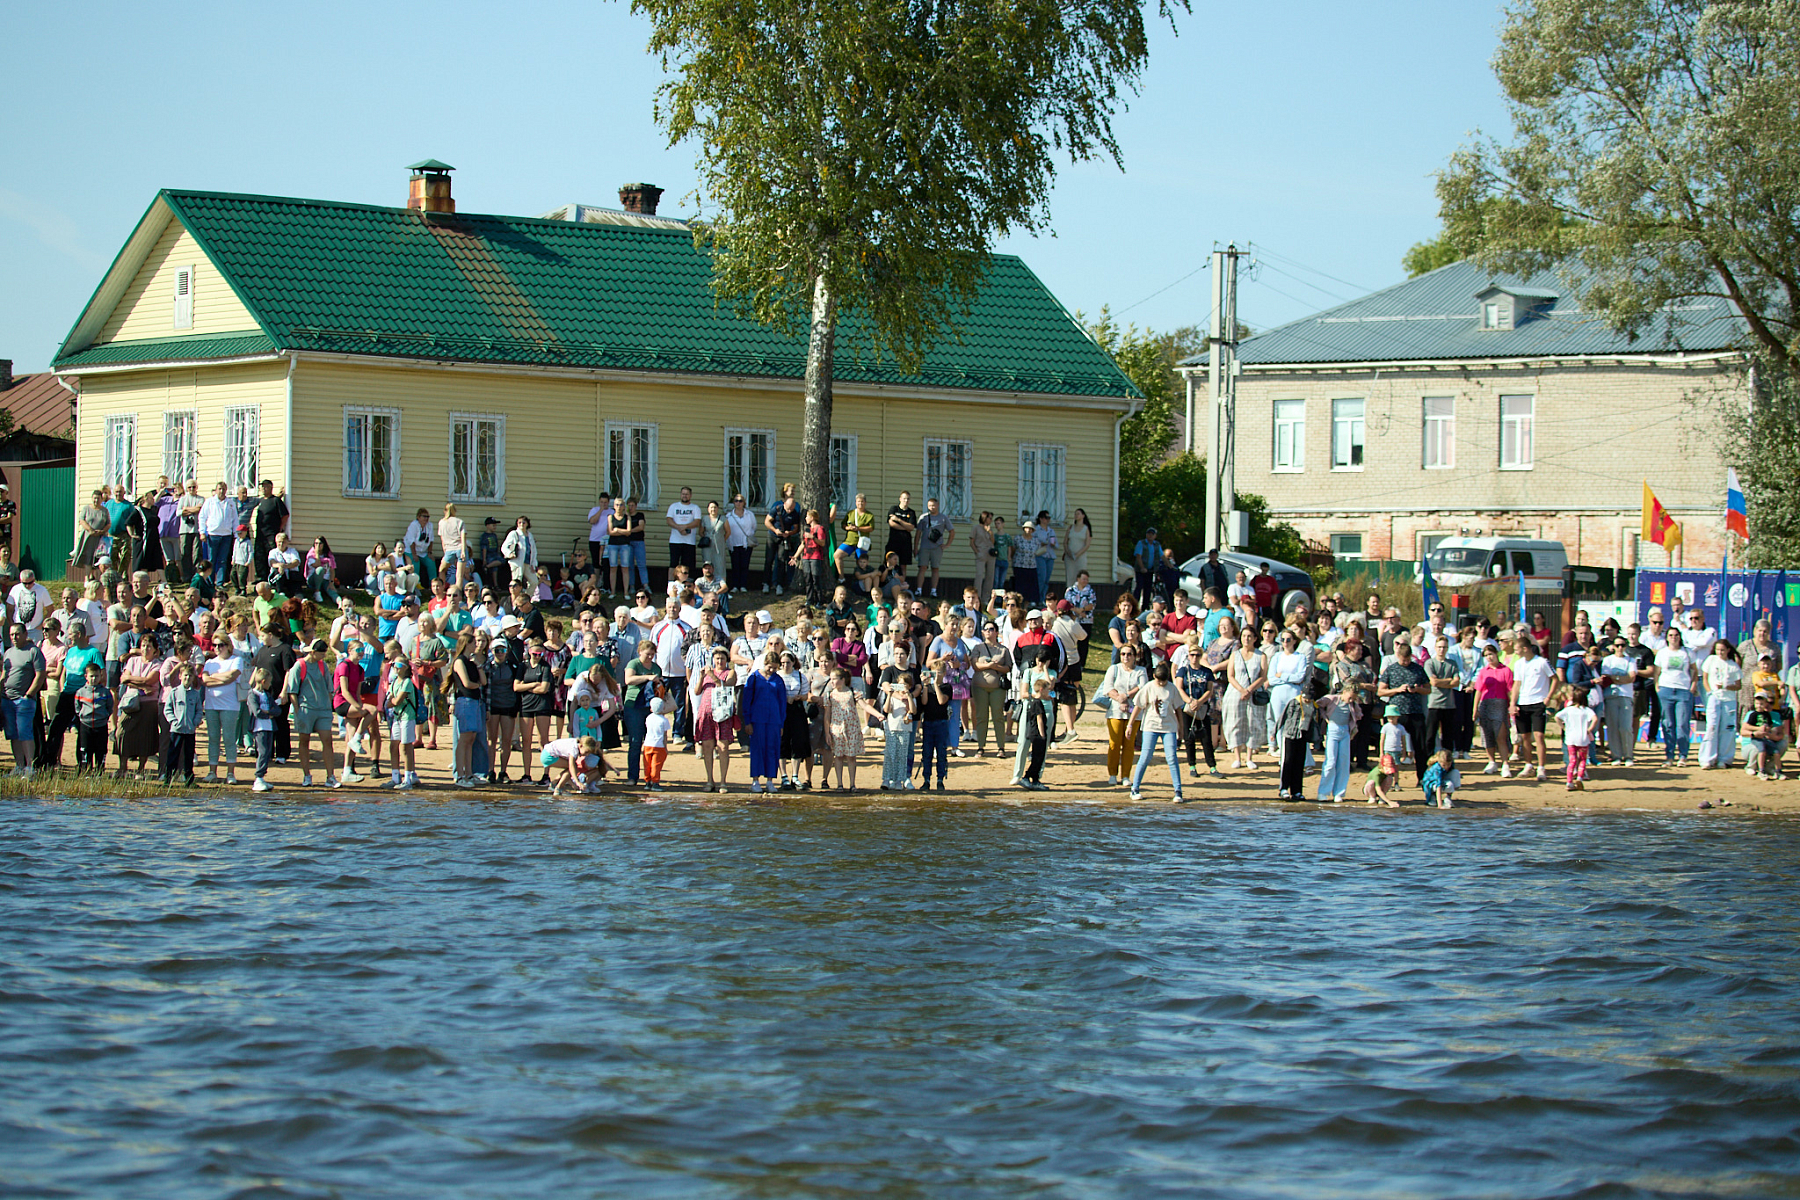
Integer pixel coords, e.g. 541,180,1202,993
1181,261,1747,570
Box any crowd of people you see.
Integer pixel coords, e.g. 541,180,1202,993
11,478,1795,801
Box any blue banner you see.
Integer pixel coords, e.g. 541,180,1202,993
1637,569,1796,668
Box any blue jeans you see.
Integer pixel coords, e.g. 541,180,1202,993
1129,728,1181,796
206,534,234,586
1317,720,1352,799
920,718,951,783
994,557,1009,593
1659,686,1694,762
883,722,915,788
1700,693,1737,768
630,541,650,593
1036,554,1054,602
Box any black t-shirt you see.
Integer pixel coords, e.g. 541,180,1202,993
1626,643,1655,692
515,608,547,639
253,496,288,540
879,664,920,701
826,603,857,635
920,678,949,722
627,511,646,543
607,511,630,546
253,639,298,688
886,506,917,547
518,663,554,717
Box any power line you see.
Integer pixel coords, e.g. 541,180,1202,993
1115,260,1210,315
1249,242,1375,296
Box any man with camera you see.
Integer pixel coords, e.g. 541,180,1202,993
914,496,955,599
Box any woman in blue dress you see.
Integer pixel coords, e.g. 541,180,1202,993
741,652,789,795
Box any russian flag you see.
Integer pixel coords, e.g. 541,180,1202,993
1727,467,1749,540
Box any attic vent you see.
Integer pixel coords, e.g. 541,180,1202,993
173,265,194,329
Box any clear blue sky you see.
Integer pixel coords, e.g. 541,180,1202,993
0,0,1511,373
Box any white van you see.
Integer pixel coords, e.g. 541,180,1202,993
1420,538,1568,592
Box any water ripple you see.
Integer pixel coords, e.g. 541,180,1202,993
2,799,1799,1198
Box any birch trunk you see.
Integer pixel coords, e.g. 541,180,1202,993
800,269,837,518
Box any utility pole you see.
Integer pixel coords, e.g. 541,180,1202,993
1203,245,1243,552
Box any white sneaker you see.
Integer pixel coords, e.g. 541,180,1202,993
300,773,313,787
338,772,363,786
251,778,271,792
322,774,338,788
405,772,418,789
1499,765,1512,779
380,775,399,789
1483,762,1498,775
18,766,33,779
1536,767,1547,781
1129,791,1143,801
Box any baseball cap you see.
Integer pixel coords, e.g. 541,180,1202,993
756,609,773,624
310,638,329,653
1055,599,1073,614
1026,608,1043,620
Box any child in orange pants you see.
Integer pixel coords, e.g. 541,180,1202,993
642,696,672,790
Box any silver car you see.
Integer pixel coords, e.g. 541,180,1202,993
1177,551,1316,619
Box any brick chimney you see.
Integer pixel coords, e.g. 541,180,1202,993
0,361,11,392
618,183,664,216
407,159,456,214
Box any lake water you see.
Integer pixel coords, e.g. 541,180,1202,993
3,797,1798,1198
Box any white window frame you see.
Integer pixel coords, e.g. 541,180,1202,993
343,406,401,499
922,437,973,521
829,434,858,515
448,412,505,505
162,410,198,483
1422,396,1455,469
104,415,137,497
723,427,777,510
1500,394,1535,470
173,264,194,330
1272,399,1305,472
605,421,659,506
1017,442,1067,525
222,406,260,492
1329,533,1363,557
1331,398,1365,470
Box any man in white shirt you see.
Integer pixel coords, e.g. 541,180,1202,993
1508,638,1557,781
395,597,423,657
666,486,702,575
725,495,758,593
198,481,237,589
1680,608,1716,669
1638,607,1668,652
7,571,51,642
651,598,693,742
730,610,773,683
585,492,612,569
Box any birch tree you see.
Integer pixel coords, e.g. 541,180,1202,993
633,0,1183,513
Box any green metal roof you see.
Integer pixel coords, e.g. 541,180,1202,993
54,330,279,368
407,159,455,171
56,189,1137,401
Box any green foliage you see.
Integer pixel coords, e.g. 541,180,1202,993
633,0,1188,510
1082,308,1201,484
1435,0,1800,373
1114,451,1303,567
1718,362,1800,568
1402,232,1466,278
1237,491,1307,569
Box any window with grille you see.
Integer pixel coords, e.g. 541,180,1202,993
829,434,857,513
450,413,504,504
104,415,137,497
1331,398,1364,469
1422,396,1455,468
724,428,775,509
1273,399,1304,471
223,406,259,491
1500,395,1534,469
605,422,658,505
344,407,399,497
923,438,972,520
163,411,197,483
1018,443,1066,524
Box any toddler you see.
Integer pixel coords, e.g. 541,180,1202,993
248,667,278,792
643,695,671,790
1554,684,1597,790
1420,749,1461,808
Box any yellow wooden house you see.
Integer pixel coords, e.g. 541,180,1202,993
54,163,1139,584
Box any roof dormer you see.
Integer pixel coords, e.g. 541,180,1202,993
1475,284,1557,331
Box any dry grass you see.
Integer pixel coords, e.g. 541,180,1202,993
0,768,229,801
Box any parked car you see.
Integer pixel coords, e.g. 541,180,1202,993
1417,537,1568,592
1177,551,1316,618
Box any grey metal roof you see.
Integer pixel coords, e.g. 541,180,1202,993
1181,259,1747,368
